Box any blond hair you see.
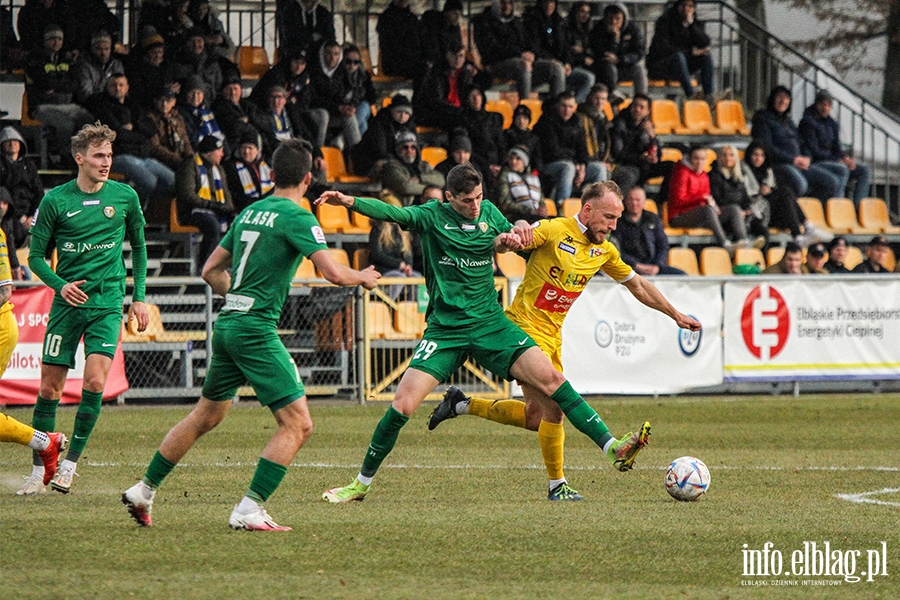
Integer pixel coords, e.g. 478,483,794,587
581,180,623,205
376,221,413,255
70,122,116,158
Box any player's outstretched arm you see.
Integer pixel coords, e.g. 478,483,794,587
622,274,702,331
315,191,356,208
511,220,534,247
310,249,381,289
201,246,233,297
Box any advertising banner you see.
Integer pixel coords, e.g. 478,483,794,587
558,279,723,394
0,286,129,405
723,279,900,381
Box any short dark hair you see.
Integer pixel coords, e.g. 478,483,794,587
271,139,312,187
556,90,577,105
784,241,803,256
632,93,651,106
446,163,482,196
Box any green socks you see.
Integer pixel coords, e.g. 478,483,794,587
550,381,614,449
143,451,178,489
246,458,288,503
360,406,409,478
66,390,103,462
31,396,59,466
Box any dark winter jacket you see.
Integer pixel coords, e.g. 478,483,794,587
751,108,801,166
84,92,152,157
25,48,77,108
376,2,425,78
590,6,645,67
277,0,336,55
250,61,313,112
798,105,844,162
534,109,590,165
522,2,571,63
609,109,654,166
647,4,710,64
0,127,43,219
614,210,670,268
472,7,528,66
350,110,416,176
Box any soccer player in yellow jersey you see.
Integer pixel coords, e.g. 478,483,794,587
429,181,701,500
0,228,68,493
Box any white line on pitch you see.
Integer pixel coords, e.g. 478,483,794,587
834,487,900,507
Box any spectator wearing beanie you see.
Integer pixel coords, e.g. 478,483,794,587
435,129,485,183
223,127,274,213
350,93,416,177
503,104,542,170
213,73,262,152
177,74,225,151
72,30,125,103
381,130,446,207
126,32,175,109
495,145,548,222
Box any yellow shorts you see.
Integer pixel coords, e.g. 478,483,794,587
0,306,19,380
508,312,563,372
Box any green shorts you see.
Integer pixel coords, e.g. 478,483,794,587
408,316,537,383
202,324,303,410
42,305,123,369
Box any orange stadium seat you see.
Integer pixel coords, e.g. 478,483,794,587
519,99,542,127
857,198,900,234
682,100,725,134
652,99,690,135
699,246,733,275
421,146,447,167
826,198,878,234
667,247,699,275
715,100,751,135
238,46,269,80
485,99,514,129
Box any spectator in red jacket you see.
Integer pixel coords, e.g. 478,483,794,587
667,145,760,252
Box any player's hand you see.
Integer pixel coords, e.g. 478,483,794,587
358,265,381,290
60,280,89,306
675,312,702,331
315,191,355,207
512,220,534,246
129,301,150,333
498,232,524,251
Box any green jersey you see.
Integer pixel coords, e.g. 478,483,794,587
352,197,513,327
216,196,328,328
29,179,147,309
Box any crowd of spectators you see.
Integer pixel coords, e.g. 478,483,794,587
1,0,896,277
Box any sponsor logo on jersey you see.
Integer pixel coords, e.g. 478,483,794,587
30,209,38,227
223,293,256,312
438,255,491,269
479,222,488,233
82,199,101,206
66,210,82,217
557,242,576,255
533,282,582,313
238,209,280,228
532,220,542,228
443,223,458,230
548,265,590,287
311,225,326,244
564,235,575,243
461,223,476,231
103,206,116,218
589,248,604,258
79,241,116,252
61,241,77,253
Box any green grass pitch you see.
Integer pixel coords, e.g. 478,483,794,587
1,394,898,599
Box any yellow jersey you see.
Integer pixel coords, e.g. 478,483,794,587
0,228,12,316
506,216,633,337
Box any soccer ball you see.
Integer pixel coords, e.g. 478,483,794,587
664,456,710,502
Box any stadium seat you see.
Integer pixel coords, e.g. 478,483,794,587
602,102,614,121
826,198,878,234
884,247,896,272
797,198,835,234
699,246,733,275
349,209,372,234
858,198,900,233
300,197,312,213
733,247,765,269
644,198,658,214
237,46,269,80
715,100,751,135
367,302,415,339
485,99,514,129
561,198,581,218
495,251,527,278
294,258,316,282
353,248,370,270
682,100,725,134
651,99,690,135
394,301,426,336
314,248,350,278
702,148,717,172
321,146,372,182
648,147,683,185
543,198,557,216
661,202,713,236
316,203,354,234
766,246,785,267
20,91,48,169
667,247,699,275
170,198,200,233
844,245,864,270
124,303,206,343
420,146,447,167
519,98,542,127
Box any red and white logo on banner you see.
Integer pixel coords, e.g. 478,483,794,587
740,284,790,360
0,286,129,405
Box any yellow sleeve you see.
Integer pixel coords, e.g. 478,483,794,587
0,229,12,287
526,218,556,251
600,241,635,283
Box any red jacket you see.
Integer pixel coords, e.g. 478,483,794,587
667,160,711,220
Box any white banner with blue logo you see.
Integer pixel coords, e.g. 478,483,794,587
544,278,723,394
723,279,900,381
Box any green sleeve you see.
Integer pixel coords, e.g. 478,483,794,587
351,197,420,230
28,197,68,293
126,191,148,302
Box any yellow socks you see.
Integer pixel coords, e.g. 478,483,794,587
0,413,37,446
538,420,565,480
467,398,527,428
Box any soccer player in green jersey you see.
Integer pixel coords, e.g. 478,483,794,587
122,139,381,531
319,164,656,504
18,123,150,496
